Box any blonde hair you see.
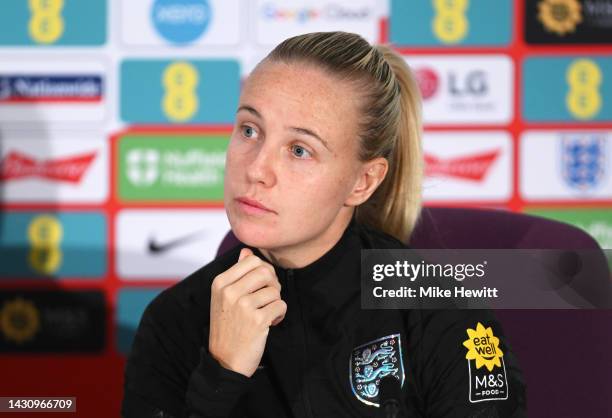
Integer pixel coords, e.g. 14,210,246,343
264,31,423,242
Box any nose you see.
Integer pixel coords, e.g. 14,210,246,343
245,141,277,187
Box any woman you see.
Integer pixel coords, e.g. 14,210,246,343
122,32,526,417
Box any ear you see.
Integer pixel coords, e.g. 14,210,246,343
344,157,389,207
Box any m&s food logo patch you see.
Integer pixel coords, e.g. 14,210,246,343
463,322,508,403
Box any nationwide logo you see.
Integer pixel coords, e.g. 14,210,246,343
0,151,97,183
414,67,439,100
152,0,212,44
425,149,500,182
538,0,583,35
261,3,372,23
0,75,103,103
561,134,606,191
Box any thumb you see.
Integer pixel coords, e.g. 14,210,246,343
239,247,253,261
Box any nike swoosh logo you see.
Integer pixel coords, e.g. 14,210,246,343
147,230,206,254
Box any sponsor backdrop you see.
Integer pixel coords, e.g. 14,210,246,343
0,0,610,416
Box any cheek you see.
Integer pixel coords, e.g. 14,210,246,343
223,155,243,207
224,141,245,181
284,166,349,206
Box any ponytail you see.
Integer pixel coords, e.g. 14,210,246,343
356,45,423,242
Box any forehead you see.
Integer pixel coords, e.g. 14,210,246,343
239,61,361,138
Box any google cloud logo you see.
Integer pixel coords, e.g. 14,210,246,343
152,0,212,45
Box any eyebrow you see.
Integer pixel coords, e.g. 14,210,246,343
236,105,330,150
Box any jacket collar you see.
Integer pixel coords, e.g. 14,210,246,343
247,217,359,280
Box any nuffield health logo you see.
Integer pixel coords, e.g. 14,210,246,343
126,149,160,187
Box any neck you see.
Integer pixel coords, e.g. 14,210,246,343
259,211,353,269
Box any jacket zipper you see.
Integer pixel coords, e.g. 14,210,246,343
287,269,315,418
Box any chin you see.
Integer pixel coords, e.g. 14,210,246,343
230,217,281,250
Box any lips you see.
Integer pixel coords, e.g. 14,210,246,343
236,197,275,214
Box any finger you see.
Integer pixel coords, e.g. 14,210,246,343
238,286,281,310
215,251,264,288
271,315,284,327
229,265,280,296
260,299,287,327
238,247,252,261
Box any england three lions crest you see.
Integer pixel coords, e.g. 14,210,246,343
349,333,405,407
561,134,607,191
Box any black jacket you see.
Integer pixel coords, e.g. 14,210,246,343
122,220,526,417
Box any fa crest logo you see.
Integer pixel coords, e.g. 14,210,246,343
349,334,404,407
561,134,607,191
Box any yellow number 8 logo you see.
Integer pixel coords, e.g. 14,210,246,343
432,0,469,44
27,215,63,275
566,59,603,120
162,61,199,122
28,0,65,44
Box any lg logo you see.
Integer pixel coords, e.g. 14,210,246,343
414,68,439,100
448,70,488,97
415,68,489,100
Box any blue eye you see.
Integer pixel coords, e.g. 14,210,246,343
241,125,257,139
291,145,312,159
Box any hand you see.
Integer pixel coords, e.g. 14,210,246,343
208,248,287,377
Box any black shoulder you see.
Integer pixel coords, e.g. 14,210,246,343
356,222,408,250
405,309,526,417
